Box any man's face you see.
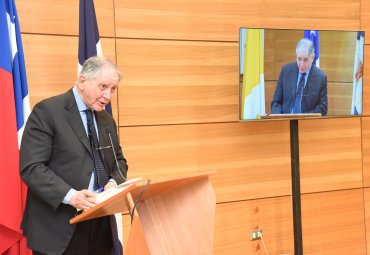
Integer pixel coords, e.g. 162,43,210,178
296,49,314,73
78,65,119,112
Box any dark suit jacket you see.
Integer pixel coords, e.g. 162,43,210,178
20,89,128,255
271,62,328,115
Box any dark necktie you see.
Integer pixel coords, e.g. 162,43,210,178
85,109,109,190
292,73,306,114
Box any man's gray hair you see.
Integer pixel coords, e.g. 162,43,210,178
296,38,315,57
79,56,122,82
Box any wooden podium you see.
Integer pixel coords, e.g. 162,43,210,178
70,172,216,255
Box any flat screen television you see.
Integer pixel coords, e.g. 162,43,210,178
239,28,365,120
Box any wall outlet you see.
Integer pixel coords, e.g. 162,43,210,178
250,229,262,240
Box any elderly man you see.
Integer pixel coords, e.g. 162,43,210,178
271,38,328,115
20,56,128,255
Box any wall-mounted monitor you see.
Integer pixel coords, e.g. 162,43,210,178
239,28,364,120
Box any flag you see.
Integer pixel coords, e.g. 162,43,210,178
78,1,121,254
241,28,265,119
78,0,112,115
0,0,31,254
352,31,364,115
304,30,320,67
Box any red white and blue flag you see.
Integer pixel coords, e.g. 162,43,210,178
304,30,320,67
0,0,31,254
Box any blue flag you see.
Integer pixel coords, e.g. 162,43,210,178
304,30,320,67
78,1,120,254
78,0,112,115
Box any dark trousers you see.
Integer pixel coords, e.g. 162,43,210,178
33,216,113,255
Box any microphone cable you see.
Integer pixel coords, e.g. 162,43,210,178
260,232,270,255
104,127,151,224
130,178,151,224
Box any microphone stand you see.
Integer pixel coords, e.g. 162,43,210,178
105,127,127,182
105,127,151,224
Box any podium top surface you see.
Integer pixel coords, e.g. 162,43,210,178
69,182,137,224
130,171,216,201
258,113,322,119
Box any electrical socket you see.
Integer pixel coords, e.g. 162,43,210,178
250,229,262,241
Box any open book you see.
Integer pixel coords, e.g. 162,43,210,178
96,177,142,203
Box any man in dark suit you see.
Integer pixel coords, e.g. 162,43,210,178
20,56,128,255
271,38,328,115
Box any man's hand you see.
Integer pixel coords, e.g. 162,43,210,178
70,189,98,211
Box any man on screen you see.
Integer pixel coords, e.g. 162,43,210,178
271,38,328,115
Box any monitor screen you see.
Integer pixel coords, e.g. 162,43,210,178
239,28,364,120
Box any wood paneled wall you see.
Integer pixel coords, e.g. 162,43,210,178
17,0,370,254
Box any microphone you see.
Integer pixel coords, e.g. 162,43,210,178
105,127,128,182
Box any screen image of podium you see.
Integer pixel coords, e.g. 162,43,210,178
70,172,216,255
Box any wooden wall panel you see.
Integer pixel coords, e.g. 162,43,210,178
116,39,239,126
214,197,293,255
17,0,115,37
299,117,362,193
115,0,360,42
363,117,370,186
22,34,78,107
302,189,366,254
22,35,118,117
119,121,291,203
363,46,370,115
361,0,370,44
